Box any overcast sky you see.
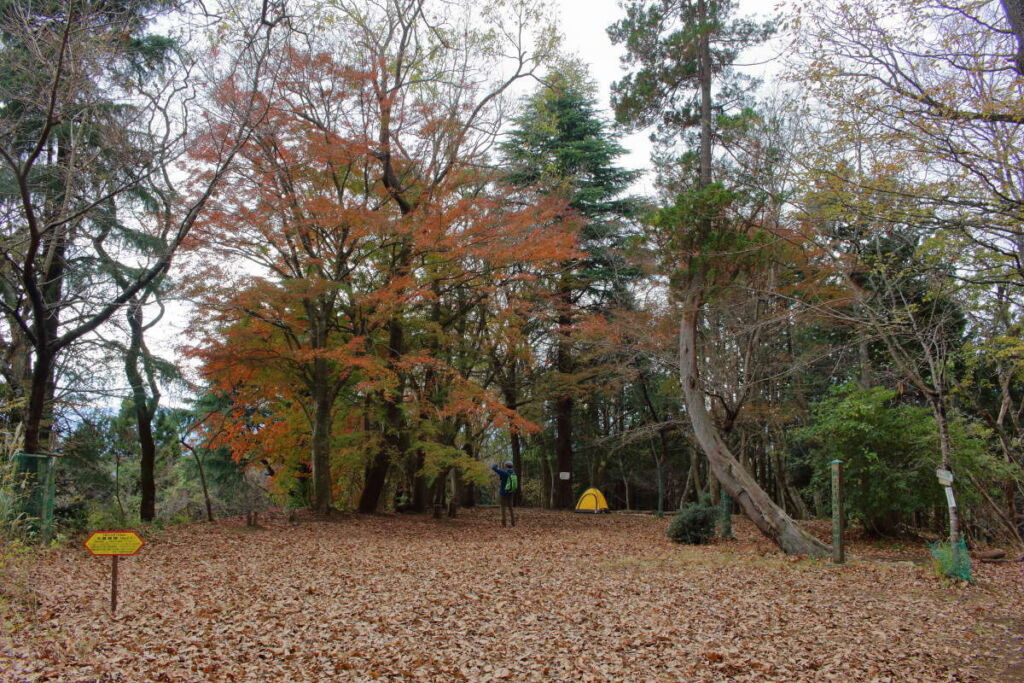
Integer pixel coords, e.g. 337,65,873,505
553,0,653,189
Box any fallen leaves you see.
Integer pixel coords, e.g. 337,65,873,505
1,510,1022,681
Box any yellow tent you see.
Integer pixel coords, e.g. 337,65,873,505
574,488,610,513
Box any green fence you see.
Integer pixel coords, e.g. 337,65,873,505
14,452,57,544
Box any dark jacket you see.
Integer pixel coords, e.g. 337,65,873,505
491,465,515,497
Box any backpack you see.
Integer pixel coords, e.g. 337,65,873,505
504,471,518,494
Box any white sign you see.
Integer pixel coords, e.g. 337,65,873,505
936,468,954,486
944,486,957,510
559,472,570,480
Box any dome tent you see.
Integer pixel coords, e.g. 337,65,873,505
574,487,610,513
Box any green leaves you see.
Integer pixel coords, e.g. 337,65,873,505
415,441,489,485
645,182,772,289
796,383,939,532
609,0,775,134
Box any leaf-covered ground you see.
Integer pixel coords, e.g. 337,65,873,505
2,509,1023,681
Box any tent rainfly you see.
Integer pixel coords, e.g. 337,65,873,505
574,488,610,513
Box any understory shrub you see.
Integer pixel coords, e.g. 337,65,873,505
667,497,716,544
796,383,942,534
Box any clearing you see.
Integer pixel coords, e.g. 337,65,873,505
2,510,1022,681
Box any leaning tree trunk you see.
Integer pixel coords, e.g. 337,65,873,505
679,285,829,557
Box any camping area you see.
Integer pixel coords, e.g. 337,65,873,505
4,0,1024,680
2,510,1023,682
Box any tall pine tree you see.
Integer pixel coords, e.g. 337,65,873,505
501,62,638,509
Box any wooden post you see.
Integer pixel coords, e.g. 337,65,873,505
84,531,142,615
110,556,119,615
719,493,734,538
831,459,844,564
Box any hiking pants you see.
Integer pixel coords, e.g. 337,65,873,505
500,495,515,526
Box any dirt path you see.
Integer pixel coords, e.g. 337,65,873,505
2,510,1022,681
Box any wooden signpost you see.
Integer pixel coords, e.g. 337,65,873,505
831,460,845,564
84,531,144,614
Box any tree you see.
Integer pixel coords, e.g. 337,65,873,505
790,0,1024,292
611,0,828,555
500,62,639,508
790,0,1024,547
798,384,944,534
0,0,281,481
330,0,560,514
119,284,173,522
190,0,569,514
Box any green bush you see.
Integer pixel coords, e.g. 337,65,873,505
667,497,716,544
84,501,136,531
796,383,942,534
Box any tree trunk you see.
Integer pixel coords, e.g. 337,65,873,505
697,0,713,190
359,446,390,514
182,441,215,523
654,452,665,518
310,366,334,515
510,429,523,507
1002,0,1024,74
858,338,872,389
447,469,460,517
411,449,428,513
932,396,961,546
638,371,671,517
125,299,160,522
679,286,829,557
359,318,407,513
460,481,476,508
22,347,53,458
619,453,631,510
772,444,810,520
554,304,574,509
432,469,447,519
22,207,68,462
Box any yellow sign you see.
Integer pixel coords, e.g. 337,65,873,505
84,531,144,556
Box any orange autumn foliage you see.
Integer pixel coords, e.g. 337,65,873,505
184,45,578,510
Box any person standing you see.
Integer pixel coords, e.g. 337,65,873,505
491,461,517,527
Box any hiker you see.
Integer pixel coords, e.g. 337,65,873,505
491,461,517,527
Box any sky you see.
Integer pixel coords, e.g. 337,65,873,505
554,0,656,190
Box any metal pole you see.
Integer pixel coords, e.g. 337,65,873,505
831,459,845,564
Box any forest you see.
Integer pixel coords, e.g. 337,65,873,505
4,0,1024,680
1,0,1024,561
